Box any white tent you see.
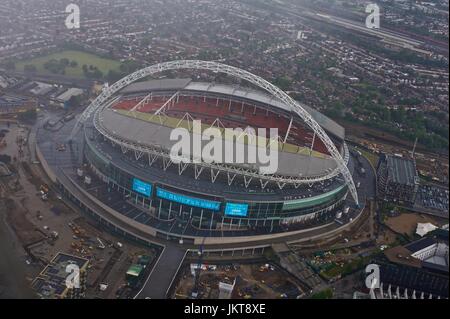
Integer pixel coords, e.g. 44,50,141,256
416,223,438,237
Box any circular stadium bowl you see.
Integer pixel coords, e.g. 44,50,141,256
70,61,361,244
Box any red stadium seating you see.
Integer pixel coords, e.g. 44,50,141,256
113,95,330,154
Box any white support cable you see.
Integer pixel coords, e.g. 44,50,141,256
148,154,158,167
277,182,286,190
134,150,143,160
267,134,281,149
284,117,293,144
227,172,236,186
152,91,179,117
237,126,257,144
195,165,204,180
210,118,226,130
163,158,172,171
129,91,153,114
72,60,359,205
260,179,269,189
244,176,252,188
179,162,189,175
175,112,195,131
309,131,316,156
211,169,220,183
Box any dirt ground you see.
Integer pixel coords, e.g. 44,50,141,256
376,227,398,246
385,212,445,236
0,122,159,298
174,263,303,299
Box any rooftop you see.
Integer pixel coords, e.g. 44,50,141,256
405,237,437,253
387,155,418,186
98,108,338,178
127,264,144,277
32,252,89,299
120,78,192,94
385,233,449,274
379,262,448,298
56,88,84,103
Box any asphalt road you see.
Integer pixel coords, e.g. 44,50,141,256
135,246,186,299
351,150,377,202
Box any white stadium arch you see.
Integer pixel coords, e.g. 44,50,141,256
71,60,359,205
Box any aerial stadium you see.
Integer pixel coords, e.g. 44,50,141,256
37,61,368,248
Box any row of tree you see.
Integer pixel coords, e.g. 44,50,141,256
43,58,78,74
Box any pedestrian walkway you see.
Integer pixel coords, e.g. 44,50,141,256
135,245,187,299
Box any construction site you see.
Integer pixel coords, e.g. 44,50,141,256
173,263,305,299
0,120,160,299
1,103,431,300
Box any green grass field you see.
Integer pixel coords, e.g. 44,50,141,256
16,50,121,78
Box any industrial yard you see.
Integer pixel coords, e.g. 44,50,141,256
0,121,160,299
173,263,305,299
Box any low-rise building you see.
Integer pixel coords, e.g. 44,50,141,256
369,231,449,299
32,252,89,299
0,94,37,114
377,154,420,204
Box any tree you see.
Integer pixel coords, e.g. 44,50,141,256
273,76,292,91
119,60,141,74
311,288,333,299
106,70,124,82
17,109,37,123
67,95,82,108
2,61,15,70
0,154,12,164
60,58,70,66
24,64,37,73
44,59,66,74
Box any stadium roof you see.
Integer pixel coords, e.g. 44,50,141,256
387,155,418,186
99,109,338,178
117,79,345,140
120,78,192,94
